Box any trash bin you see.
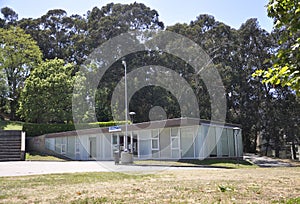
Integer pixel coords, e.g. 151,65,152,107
114,151,120,165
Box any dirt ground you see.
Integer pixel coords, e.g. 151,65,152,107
1,167,299,203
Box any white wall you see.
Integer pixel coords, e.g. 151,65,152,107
45,124,243,160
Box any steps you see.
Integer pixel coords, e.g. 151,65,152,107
0,131,25,161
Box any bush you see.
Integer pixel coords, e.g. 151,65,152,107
23,121,127,137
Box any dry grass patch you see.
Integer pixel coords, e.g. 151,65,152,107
0,168,299,203
25,151,66,161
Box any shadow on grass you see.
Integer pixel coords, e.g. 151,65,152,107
134,158,255,169
179,158,252,165
177,158,254,169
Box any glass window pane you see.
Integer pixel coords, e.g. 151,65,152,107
152,130,158,138
181,128,195,158
152,150,159,158
61,144,66,154
152,139,159,149
172,138,179,149
172,150,180,158
221,129,229,156
75,140,80,153
171,128,179,136
112,134,118,144
227,129,234,156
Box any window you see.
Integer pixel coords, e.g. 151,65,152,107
152,139,159,149
61,144,66,154
75,138,80,154
171,127,180,149
171,127,179,137
171,127,180,158
151,130,159,150
171,137,179,149
151,130,160,158
112,134,118,145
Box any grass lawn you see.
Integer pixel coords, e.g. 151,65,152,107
0,120,24,130
25,151,66,161
135,158,255,169
0,167,299,203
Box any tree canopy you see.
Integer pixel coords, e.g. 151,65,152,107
18,59,74,123
0,26,42,119
253,0,300,96
0,2,299,153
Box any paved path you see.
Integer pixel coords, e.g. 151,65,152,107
244,154,293,167
0,161,209,177
0,155,296,177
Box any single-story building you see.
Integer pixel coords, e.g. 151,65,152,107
43,117,242,160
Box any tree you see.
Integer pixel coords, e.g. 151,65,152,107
1,7,18,27
0,26,42,120
32,9,73,61
86,3,164,50
0,70,8,117
18,11,88,67
18,59,74,123
254,0,300,96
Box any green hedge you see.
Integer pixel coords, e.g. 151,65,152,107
23,121,127,137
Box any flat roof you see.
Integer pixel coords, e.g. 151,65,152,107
45,117,241,138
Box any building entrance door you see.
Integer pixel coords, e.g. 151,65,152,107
89,137,97,159
112,133,138,155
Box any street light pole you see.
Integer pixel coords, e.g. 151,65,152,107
122,60,128,151
129,112,136,153
233,127,241,165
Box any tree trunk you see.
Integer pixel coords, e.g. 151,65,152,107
274,133,280,158
10,100,16,120
291,141,297,160
265,139,270,156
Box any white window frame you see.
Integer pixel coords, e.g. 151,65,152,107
75,138,80,154
111,133,120,157
171,127,180,149
151,129,159,150
171,127,181,158
61,144,66,155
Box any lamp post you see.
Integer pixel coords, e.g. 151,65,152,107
129,112,136,123
233,127,241,165
129,111,136,153
122,60,128,151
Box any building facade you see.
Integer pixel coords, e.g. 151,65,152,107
44,118,243,160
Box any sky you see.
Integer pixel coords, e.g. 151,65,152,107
0,0,274,32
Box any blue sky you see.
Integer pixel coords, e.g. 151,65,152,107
1,0,274,32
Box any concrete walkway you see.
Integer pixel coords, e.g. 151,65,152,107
244,154,293,167
0,154,297,177
0,161,208,177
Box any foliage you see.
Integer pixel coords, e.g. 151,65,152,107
22,121,127,137
0,120,23,130
0,7,18,27
167,16,280,152
18,59,74,123
0,3,298,153
23,123,76,137
0,26,42,119
253,0,300,96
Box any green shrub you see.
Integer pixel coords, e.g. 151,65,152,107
23,121,127,137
